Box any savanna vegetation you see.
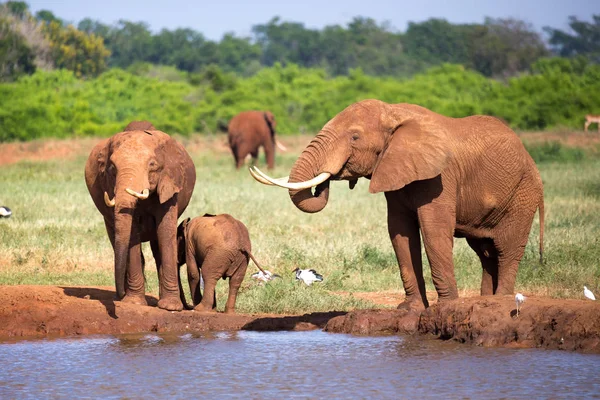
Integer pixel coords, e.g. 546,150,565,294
1,2,599,313
0,136,599,313
1,2,599,142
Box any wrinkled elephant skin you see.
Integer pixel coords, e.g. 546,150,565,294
250,100,545,310
85,123,196,311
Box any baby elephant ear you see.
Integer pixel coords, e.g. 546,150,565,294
369,118,452,194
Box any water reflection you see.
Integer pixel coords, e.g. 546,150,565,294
1,330,599,399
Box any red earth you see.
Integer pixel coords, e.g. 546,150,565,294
1,285,599,353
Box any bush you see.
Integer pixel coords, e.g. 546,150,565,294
1,58,599,141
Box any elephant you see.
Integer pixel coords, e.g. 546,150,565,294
177,213,262,313
124,120,155,131
227,110,286,170
84,123,196,311
250,99,545,312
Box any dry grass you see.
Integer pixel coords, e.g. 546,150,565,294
1,131,599,312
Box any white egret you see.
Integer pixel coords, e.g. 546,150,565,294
515,293,526,317
294,268,323,286
584,286,596,301
0,206,12,218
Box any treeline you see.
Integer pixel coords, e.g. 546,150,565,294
1,57,598,142
1,1,599,82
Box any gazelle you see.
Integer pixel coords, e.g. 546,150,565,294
584,115,600,132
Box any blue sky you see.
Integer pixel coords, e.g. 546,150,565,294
26,0,599,40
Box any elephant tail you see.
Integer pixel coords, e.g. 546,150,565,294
244,250,267,275
538,194,545,264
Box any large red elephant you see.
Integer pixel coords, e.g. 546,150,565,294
84,121,196,311
227,110,286,170
250,100,544,312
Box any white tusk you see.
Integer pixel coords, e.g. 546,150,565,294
104,192,115,207
250,166,331,190
276,140,288,152
248,167,290,186
125,188,150,200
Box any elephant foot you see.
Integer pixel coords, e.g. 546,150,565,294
158,297,184,311
194,303,216,313
121,294,148,307
396,298,427,313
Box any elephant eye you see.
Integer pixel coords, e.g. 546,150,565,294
148,160,159,171
351,133,360,141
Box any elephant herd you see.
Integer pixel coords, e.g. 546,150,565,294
85,101,544,314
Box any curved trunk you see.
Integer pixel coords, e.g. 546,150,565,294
113,172,139,299
288,132,346,213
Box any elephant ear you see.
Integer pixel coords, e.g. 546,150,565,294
264,111,275,136
369,115,452,194
157,139,185,204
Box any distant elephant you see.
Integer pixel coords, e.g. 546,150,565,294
250,99,545,311
124,120,155,131
85,123,196,311
177,213,262,313
228,111,286,170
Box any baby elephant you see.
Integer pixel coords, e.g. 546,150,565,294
177,213,261,313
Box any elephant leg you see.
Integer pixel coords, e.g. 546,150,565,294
264,143,275,169
386,194,429,310
224,259,248,314
155,207,183,311
186,248,203,306
153,239,189,309
250,149,259,167
194,251,222,313
122,239,148,306
418,205,458,303
493,222,534,295
466,237,498,295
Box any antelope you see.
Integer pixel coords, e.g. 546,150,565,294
584,115,600,132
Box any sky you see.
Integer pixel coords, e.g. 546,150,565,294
26,0,600,40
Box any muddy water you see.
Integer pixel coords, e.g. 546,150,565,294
1,330,600,398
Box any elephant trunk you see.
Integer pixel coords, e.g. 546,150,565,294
113,171,141,299
288,132,345,214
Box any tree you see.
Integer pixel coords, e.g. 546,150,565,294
0,15,36,80
44,21,110,77
34,9,61,25
469,18,548,77
403,18,471,65
544,15,600,62
4,1,27,19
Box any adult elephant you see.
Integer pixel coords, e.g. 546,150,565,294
85,122,196,311
228,110,286,170
250,99,544,311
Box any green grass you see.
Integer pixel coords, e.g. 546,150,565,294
1,135,599,313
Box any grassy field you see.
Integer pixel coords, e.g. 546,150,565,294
1,133,599,313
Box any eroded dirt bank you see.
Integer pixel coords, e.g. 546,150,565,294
1,286,599,353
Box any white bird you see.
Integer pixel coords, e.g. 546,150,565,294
294,268,323,286
250,270,280,282
515,293,526,317
0,206,11,218
584,286,596,301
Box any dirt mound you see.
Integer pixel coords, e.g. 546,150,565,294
0,286,341,338
1,286,599,353
326,296,600,353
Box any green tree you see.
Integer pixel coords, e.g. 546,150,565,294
469,18,549,77
544,15,600,62
44,21,110,77
4,1,27,18
34,9,61,25
0,15,36,80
